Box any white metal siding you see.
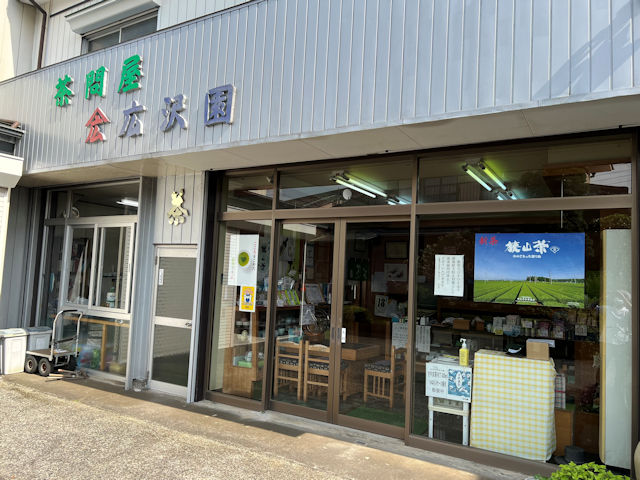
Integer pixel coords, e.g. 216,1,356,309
0,188,8,297
1,0,639,173
43,0,90,67
0,0,37,81
157,0,253,29
154,171,205,245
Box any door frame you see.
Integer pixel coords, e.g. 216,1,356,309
148,245,199,399
267,216,410,437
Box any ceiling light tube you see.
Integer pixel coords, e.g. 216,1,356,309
478,162,507,190
333,177,376,198
506,190,518,200
117,198,139,208
462,165,492,192
495,191,508,201
344,175,388,198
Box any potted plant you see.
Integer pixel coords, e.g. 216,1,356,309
535,462,629,480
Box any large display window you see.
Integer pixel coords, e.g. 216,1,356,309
411,209,632,469
209,131,636,473
209,220,271,400
37,181,139,377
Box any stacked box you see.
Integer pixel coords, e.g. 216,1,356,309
555,374,566,409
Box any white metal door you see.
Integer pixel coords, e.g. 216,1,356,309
148,246,198,397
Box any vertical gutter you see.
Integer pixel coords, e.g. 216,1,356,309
27,0,47,69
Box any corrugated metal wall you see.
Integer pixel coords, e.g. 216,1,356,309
128,177,156,387
43,0,88,67
0,187,41,329
157,0,252,29
1,0,639,174
0,0,37,81
154,171,205,245
0,188,8,305
42,0,251,69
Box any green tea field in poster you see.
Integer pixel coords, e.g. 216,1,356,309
473,233,585,308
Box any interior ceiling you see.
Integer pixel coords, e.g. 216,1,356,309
18,93,640,188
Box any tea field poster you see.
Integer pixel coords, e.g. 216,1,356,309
473,233,585,308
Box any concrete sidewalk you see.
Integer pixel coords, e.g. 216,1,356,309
0,373,531,480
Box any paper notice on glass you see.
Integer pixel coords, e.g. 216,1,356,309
434,254,464,297
416,325,431,353
239,285,256,312
392,323,408,348
227,234,259,287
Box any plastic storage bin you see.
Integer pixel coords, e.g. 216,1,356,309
0,328,27,374
25,327,52,351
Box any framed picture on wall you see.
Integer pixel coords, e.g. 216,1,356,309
386,241,408,259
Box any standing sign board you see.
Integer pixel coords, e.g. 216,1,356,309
426,361,472,403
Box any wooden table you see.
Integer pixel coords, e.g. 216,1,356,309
340,343,382,361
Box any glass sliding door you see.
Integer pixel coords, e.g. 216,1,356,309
209,220,271,401
337,221,410,433
271,222,336,413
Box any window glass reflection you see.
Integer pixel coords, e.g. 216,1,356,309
419,136,632,203
279,159,412,209
412,209,632,469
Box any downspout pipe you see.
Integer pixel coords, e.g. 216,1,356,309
27,0,47,69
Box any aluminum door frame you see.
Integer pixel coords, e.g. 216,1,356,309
148,245,199,399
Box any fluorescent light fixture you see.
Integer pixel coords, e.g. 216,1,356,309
505,190,518,200
387,196,409,205
462,165,492,192
343,174,388,198
117,198,139,208
478,162,507,190
283,223,317,235
495,191,508,201
332,176,376,198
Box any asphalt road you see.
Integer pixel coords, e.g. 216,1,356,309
0,375,529,480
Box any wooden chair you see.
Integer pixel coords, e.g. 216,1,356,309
363,346,406,408
303,340,349,402
274,336,303,400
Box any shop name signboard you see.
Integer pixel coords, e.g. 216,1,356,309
473,233,585,308
53,54,235,144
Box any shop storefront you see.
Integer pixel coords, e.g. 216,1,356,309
204,131,635,474
2,0,640,475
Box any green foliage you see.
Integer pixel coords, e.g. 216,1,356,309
473,280,584,307
534,462,630,480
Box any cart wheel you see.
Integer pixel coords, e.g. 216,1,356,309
67,356,77,371
24,355,38,374
37,358,51,377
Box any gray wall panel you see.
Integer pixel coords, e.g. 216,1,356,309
0,188,40,329
128,177,156,386
2,0,640,174
154,171,204,245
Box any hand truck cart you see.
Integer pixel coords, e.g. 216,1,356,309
24,309,82,377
